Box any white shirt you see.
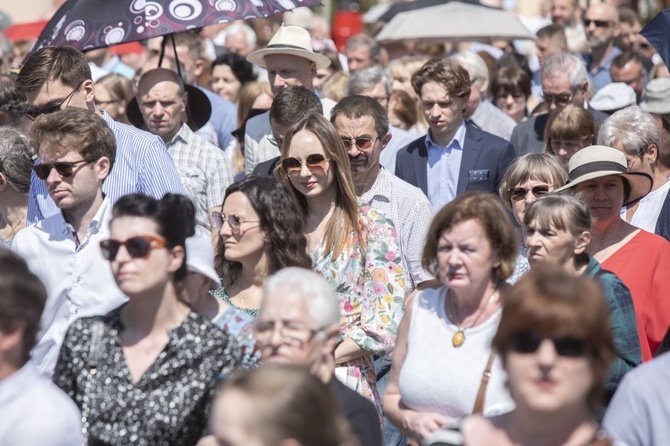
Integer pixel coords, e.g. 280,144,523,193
12,198,127,377
0,361,84,445
622,181,670,233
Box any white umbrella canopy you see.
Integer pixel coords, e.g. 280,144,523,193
375,2,536,43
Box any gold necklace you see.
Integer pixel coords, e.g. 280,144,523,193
447,289,498,348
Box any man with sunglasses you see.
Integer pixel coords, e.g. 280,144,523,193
582,3,621,92
15,46,183,224
11,108,127,377
510,53,608,156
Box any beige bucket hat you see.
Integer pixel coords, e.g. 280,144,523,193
246,25,331,70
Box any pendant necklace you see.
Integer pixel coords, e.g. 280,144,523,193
447,289,498,348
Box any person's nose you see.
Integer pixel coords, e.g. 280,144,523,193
299,162,311,177
526,231,541,248
347,142,361,158
113,244,133,263
45,166,62,185
536,338,559,367
218,219,233,238
429,104,442,117
447,249,463,266
273,74,287,90
152,102,165,117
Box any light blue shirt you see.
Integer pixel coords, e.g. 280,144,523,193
425,121,467,212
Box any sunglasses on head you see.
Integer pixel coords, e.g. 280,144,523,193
583,18,611,28
510,332,587,357
100,236,167,261
24,81,84,121
32,159,90,180
280,154,330,176
509,185,551,201
341,136,376,150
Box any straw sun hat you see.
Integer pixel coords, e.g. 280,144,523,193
555,145,652,206
246,25,331,70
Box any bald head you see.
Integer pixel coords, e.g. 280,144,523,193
136,68,187,142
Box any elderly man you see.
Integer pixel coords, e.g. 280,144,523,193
395,58,515,212
224,22,259,57
0,250,83,444
611,51,646,104
244,25,336,174
533,24,568,97
344,33,385,72
583,3,621,91
15,46,183,223
256,267,382,446
346,66,415,172
510,53,608,155
452,51,517,141
136,68,232,233
550,0,587,53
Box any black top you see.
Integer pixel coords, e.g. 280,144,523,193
252,156,280,177
330,377,382,446
53,306,239,446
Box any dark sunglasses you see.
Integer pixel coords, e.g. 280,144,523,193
341,136,376,150
280,154,330,176
583,18,611,28
509,185,550,201
24,81,84,121
212,212,260,233
32,159,90,180
510,332,587,357
99,235,167,261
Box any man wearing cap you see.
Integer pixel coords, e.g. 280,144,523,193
244,25,336,175
136,68,232,234
642,77,670,177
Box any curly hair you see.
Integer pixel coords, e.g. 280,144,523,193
411,58,471,99
215,175,312,284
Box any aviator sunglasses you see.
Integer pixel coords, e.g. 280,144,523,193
509,185,550,201
99,236,167,261
32,159,90,180
280,154,330,176
510,332,587,357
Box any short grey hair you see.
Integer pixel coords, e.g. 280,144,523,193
541,53,588,90
598,106,661,156
0,127,33,195
263,267,341,328
226,22,257,48
452,51,489,84
346,66,391,97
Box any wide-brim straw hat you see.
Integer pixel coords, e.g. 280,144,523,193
247,25,331,70
555,145,652,206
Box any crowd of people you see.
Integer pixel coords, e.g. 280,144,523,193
2,2,670,445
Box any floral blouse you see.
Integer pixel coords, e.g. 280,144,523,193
211,287,261,369
312,206,406,414
53,306,239,446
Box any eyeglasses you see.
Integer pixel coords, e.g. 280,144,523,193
255,320,324,347
340,136,377,151
626,147,648,170
32,159,90,180
212,212,260,234
583,18,611,28
509,185,551,201
280,154,330,177
268,136,284,147
510,332,587,357
99,235,167,261
24,81,84,121
541,91,573,107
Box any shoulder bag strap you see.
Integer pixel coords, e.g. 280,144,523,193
472,350,496,415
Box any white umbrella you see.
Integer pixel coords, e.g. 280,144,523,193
375,2,536,43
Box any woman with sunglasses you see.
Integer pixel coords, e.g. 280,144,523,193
276,113,406,412
523,195,641,407
498,153,568,283
53,193,239,446
210,175,312,319
455,266,617,446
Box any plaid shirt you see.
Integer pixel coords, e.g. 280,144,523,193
166,124,232,230
585,255,642,397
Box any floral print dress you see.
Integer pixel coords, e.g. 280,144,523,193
312,206,406,414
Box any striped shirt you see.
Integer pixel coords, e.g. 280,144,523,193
27,111,184,223
166,124,233,230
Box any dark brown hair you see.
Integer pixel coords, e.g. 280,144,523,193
16,46,91,94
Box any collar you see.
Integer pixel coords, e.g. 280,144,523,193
583,254,600,277
359,168,389,205
425,119,467,150
60,196,111,238
99,109,116,129
167,122,193,146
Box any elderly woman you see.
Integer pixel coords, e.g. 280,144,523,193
498,153,568,282
457,267,618,445
491,66,532,124
384,192,517,442
543,104,598,168
598,106,670,241
557,145,670,361
523,195,641,404
0,127,32,247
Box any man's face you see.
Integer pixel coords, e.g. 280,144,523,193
542,73,584,114
356,82,389,109
137,79,187,142
536,37,564,67
420,81,466,141
334,114,386,181
225,31,254,57
25,79,92,119
584,5,618,50
346,45,372,72
611,60,645,103
617,20,642,52
269,118,288,149
551,0,577,26
264,54,316,96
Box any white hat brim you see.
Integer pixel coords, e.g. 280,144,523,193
555,170,653,206
247,47,331,70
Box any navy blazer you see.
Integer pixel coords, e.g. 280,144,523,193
395,123,516,198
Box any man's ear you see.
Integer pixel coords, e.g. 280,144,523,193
83,79,96,109
381,132,392,150
310,61,317,79
95,156,111,181
193,59,205,78
479,78,489,95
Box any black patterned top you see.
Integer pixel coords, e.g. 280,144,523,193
53,306,239,446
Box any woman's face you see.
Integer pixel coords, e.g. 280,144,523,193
551,139,589,167
285,129,336,201
94,84,126,122
211,64,242,103
313,67,334,91
391,73,416,98
495,91,526,123
505,335,594,414
219,191,265,264
108,216,179,297
574,175,625,228
510,178,555,226
436,219,500,291
525,219,587,269
210,389,265,446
